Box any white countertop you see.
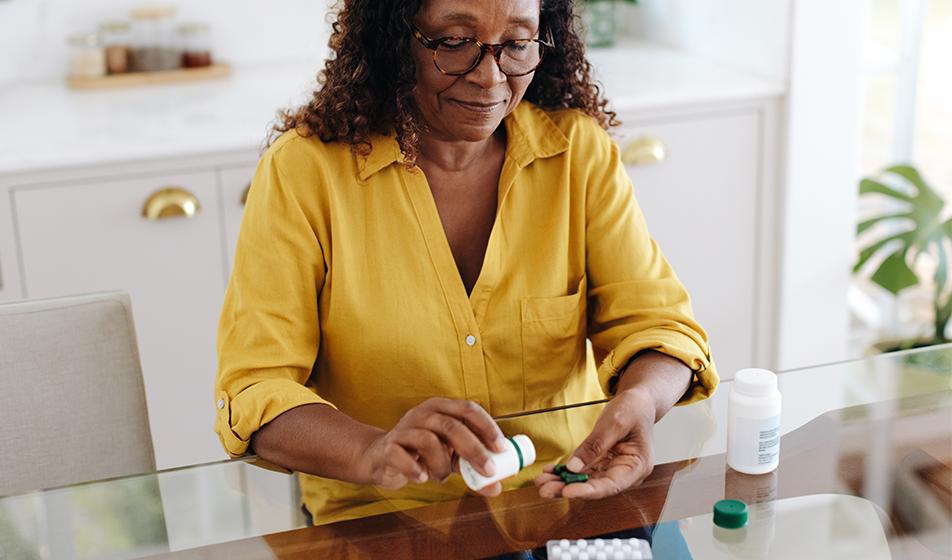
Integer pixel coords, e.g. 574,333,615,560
588,40,785,113
0,42,784,176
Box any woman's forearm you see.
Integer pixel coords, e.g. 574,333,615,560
251,404,384,484
614,350,693,421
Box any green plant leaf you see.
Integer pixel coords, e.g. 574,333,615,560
887,165,941,198
938,296,952,342
871,252,919,294
854,230,915,272
859,178,914,203
857,212,911,235
935,237,949,297
936,243,952,341
855,165,950,303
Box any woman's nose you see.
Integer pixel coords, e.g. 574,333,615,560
465,47,508,89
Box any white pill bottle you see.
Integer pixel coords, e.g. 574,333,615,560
460,434,536,491
727,368,782,474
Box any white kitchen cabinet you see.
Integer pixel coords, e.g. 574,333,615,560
617,108,763,378
626,0,865,371
219,166,257,271
12,171,228,469
0,190,22,304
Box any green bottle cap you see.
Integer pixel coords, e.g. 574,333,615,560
713,499,748,529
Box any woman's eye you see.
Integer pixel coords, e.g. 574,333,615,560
442,39,468,49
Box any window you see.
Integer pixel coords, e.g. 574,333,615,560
852,0,951,350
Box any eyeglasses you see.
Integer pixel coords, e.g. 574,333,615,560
409,22,554,78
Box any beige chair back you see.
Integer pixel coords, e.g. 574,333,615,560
0,292,155,497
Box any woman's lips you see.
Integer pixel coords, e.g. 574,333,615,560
450,99,505,114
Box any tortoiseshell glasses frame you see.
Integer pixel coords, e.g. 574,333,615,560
409,21,555,78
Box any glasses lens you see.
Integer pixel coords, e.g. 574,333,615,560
434,39,481,74
498,40,543,75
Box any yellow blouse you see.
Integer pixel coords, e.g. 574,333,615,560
215,101,718,524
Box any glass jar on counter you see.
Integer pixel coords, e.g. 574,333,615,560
98,20,133,74
177,22,213,68
129,5,180,72
67,32,106,78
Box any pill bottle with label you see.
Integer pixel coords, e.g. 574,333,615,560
727,368,782,474
460,434,536,491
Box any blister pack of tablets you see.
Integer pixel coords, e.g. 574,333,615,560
545,537,652,559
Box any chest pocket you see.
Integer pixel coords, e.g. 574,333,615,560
520,276,588,409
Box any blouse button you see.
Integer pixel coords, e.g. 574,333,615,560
465,335,477,347
217,398,225,410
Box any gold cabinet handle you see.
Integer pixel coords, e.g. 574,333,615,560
621,136,667,166
141,187,201,221
240,182,251,206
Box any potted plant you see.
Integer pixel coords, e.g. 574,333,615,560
579,0,639,48
854,164,952,352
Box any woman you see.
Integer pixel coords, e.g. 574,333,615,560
215,0,718,524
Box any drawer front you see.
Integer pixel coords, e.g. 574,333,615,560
13,171,227,468
0,189,21,302
616,110,762,379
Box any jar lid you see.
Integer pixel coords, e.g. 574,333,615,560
130,4,176,20
177,22,210,36
98,20,131,33
713,499,749,529
733,368,778,397
67,33,101,48
509,434,536,468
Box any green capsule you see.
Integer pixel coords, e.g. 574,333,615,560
554,464,568,476
560,472,590,484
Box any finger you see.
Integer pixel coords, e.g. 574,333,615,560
567,409,630,473
394,428,453,481
378,467,409,491
561,475,620,499
477,482,503,497
423,412,496,478
561,462,642,499
538,479,567,499
382,441,428,485
423,398,508,453
534,472,561,487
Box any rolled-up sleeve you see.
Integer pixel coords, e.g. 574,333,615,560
214,145,334,457
583,127,718,404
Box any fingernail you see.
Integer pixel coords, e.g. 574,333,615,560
495,437,509,452
417,471,428,483
483,458,497,476
566,457,585,473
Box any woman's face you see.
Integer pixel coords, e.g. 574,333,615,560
411,0,541,144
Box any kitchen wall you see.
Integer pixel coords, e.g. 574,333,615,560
0,0,335,86
627,0,793,82
0,0,793,86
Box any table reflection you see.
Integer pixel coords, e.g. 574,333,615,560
0,344,949,559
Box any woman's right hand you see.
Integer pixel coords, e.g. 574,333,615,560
357,398,508,494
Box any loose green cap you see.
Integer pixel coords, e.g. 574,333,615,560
713,499,748,529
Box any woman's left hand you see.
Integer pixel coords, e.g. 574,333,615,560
534,389,656,499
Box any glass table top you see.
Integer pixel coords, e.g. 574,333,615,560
1,344,949,559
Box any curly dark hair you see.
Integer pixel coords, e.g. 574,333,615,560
272,0,618,166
